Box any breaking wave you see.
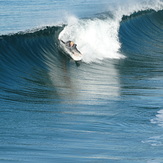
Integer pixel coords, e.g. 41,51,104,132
0,0,163,103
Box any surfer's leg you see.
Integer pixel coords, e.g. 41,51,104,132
75,61,80,67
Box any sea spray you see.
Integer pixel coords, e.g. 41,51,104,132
59,15,125,63
59,0,163,63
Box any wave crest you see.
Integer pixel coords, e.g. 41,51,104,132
59,0,163,63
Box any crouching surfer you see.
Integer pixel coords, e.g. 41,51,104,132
60,40,82,62
61,40,81,54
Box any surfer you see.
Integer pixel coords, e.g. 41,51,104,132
64,40,80,54
59,39,82,61
65,41,77,50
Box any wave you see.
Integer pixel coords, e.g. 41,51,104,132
0,1,162,64
58,0,163,62
120,9,163,59
0,1,163,103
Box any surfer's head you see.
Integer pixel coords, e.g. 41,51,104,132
70,41,74,47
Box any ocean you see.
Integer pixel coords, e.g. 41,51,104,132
0,0,163,162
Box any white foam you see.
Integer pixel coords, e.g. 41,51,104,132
112,0,163,17
142,135,163,147
151,110,163,127
59,0,163,63
59,15,124,63
147,109,163,147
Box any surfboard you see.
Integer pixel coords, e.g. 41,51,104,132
59,40,83,61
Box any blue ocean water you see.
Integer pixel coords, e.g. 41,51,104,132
0,0,163,162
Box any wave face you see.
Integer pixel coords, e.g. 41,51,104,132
0,26,65,103
0,0,163,162
120,10,163,58
1,9,162,102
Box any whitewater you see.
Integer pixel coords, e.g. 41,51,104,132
59,0,163,62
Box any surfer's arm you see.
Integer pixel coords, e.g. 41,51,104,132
73,44,77,48
60,40,65,44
